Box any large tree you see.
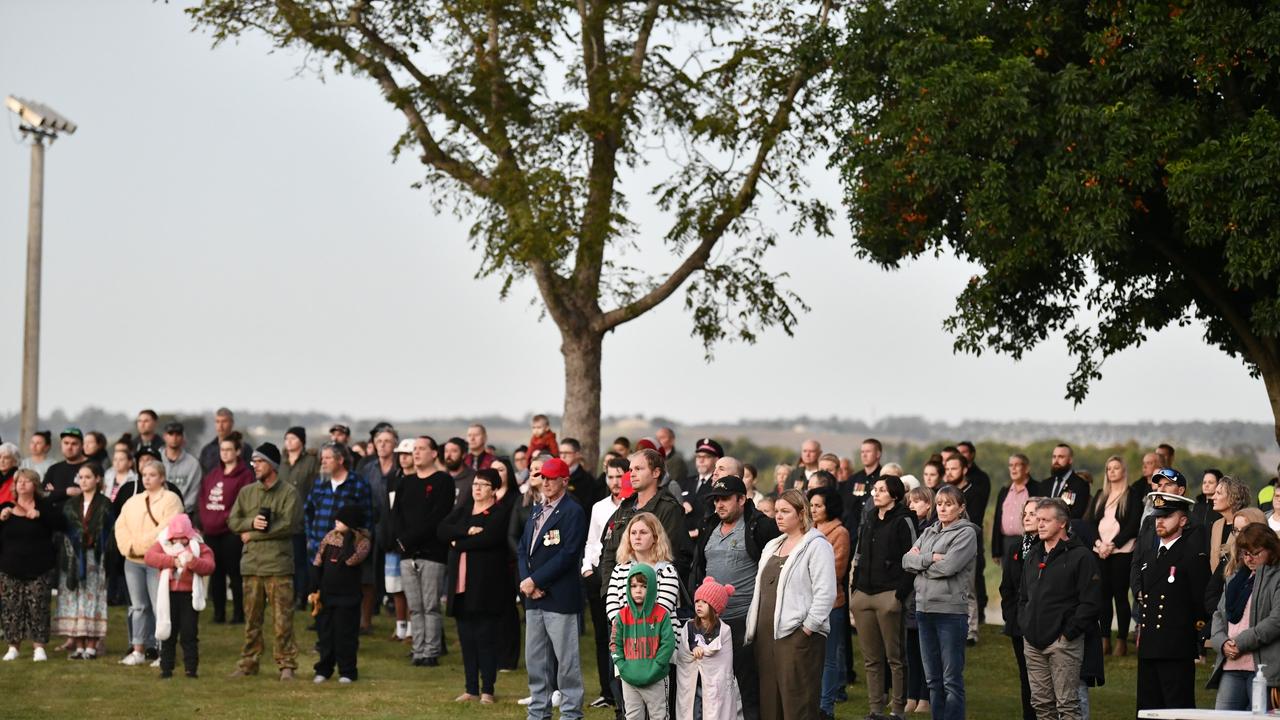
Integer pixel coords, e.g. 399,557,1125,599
189,0,835,461
831,0,1280,447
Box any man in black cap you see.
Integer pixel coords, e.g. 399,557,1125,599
329,424,352,446
229,442,303,680
279,426,320,609
690,466,779,720
1134,492,1208,712
44,426,89,507
678,438,723,539
161,422,204,513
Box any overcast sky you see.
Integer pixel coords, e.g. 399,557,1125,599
0,1,1270,427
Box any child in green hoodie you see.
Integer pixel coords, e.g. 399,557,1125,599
610,563,676,720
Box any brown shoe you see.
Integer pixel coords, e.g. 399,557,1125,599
1102,637,1112,656
280,668,296,681
228,668,256,678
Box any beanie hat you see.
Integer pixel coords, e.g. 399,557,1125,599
694,576,735,615
167,513,196,541
335,504,366,530
285,426,307,446
253,442,282,470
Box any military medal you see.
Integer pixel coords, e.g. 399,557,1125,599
1168,566,1176,584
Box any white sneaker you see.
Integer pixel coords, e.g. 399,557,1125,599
119,651,146,666
2,647,18,662
313,675,327,684
150,658,161,668
517,696,533,706
32,647,47,662
552,690,562,707
338,677,353,684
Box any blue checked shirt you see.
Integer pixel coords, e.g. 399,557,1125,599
304,472,375,557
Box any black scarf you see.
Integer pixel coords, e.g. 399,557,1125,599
1226,568,1255,624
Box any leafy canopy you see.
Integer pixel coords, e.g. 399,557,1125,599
831,0,1280,408
189,0,836,349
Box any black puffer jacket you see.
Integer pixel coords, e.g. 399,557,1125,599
854,503,916,599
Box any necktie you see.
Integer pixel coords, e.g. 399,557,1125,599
1157,545,1168,560
531,505,549,552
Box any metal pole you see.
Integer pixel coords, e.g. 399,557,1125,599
20,136,45,444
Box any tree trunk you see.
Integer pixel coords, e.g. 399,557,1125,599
560,326,604,469
1263,361,1280,452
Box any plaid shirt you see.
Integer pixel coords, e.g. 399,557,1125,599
304,472,374,557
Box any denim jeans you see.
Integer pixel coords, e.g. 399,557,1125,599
526,609,584,720
124,561,159,647
1217,669,1254,710
917,612,967,720
821,605,848,713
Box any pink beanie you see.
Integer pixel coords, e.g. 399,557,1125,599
694,576,735,615
167,513,196,540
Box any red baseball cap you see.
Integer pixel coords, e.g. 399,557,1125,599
538,457,571,479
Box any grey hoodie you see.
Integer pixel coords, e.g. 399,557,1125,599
162,450,204,514
902,518,979,615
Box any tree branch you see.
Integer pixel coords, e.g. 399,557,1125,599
274,0,493,196
348,0,501,155
595,0,833,333
614,0,662,114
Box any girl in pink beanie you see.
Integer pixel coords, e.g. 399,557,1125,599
674,577,741,720
144,513,214,678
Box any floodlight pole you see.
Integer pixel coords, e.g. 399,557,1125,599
19,133,46,444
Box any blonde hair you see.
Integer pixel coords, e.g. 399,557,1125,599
776,488,813,532
13,468,45,497
1225,508,1269,576
616,512,673,565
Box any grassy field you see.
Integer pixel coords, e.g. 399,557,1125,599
1,605,1219,718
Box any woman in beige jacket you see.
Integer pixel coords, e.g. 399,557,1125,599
113,459,182,666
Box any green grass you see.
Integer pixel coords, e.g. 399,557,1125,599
2,605,1218,718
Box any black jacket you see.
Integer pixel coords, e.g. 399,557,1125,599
1130,511,1204,603
991,482,1041,560
314,529,371,606
567,466,603,510
967,463,992,509
1018,534,1102,650
439,500,514,617
689,499,779,590
597,488,691,594
392,471,453,562
854,503,917,599
1135,532,1211,660
1042,469,1091,519
677,474,715,532
999,533,1033,638
840,465,881,544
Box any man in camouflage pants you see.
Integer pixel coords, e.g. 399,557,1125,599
228,443,302,680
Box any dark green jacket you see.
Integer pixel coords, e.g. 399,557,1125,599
228,477,301,577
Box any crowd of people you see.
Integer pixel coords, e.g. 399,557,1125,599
1,409,1278,720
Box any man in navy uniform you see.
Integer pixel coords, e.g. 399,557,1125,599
1134,492,1209,712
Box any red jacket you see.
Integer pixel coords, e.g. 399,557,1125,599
528,430,559,459
145,539,215,591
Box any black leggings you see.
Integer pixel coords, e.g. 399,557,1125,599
1097,551,1133,641
207,533,244,621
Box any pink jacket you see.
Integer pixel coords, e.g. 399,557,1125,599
145,540,215,591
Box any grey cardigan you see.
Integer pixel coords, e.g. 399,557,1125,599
902,518,979,616
744,528,837,643
1209,563,1280,688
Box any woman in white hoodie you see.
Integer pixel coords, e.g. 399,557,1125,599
745,488,836,720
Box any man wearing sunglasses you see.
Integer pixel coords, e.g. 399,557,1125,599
1132,492,1209,713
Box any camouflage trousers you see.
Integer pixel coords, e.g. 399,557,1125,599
238,575,298,672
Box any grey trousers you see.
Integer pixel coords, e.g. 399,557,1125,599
623,675,669,720
124,561,159,647
1024,636,1084,720
526,608,584,720
400,558,446,660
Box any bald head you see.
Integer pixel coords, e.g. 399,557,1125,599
714,456,744,481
